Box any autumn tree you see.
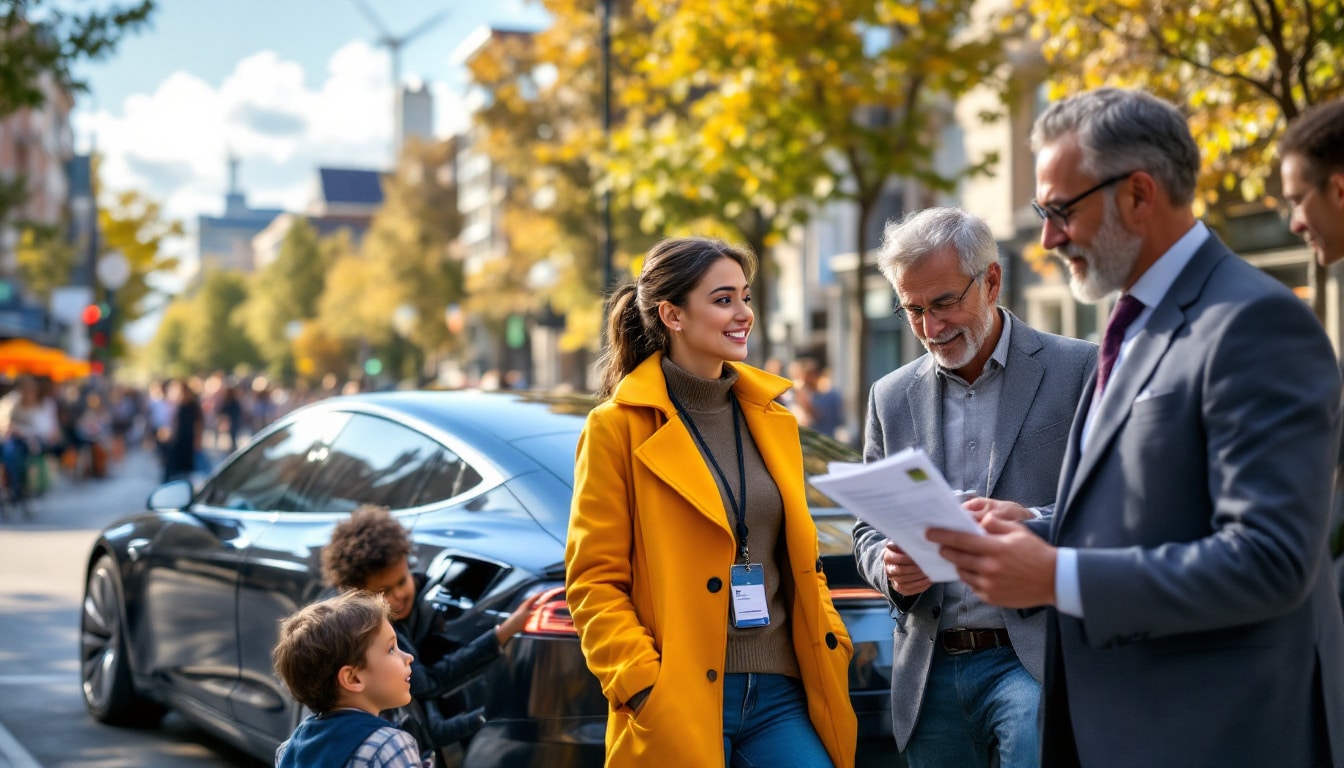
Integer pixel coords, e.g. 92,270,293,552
176,269,259,373
238,217,327,377
360,138,464,373
626,0,1005,427
1018,0,1344,316
463,10,660,384
99,188,182,357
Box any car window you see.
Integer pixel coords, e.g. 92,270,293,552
198,412,350,512
414,447,483,507
303,414,444,513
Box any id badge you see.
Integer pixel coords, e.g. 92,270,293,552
729,564,770,628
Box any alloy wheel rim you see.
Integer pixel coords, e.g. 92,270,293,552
80,564,119,709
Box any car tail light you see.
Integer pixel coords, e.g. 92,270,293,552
828,587,886,602
522,586,577,636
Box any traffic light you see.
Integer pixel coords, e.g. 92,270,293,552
86,301,113,369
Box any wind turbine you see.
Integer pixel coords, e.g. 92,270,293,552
350,0,450,158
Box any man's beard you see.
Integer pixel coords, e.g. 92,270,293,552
926,304,996,371
1061,198,1143,303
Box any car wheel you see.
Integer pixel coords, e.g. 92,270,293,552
81,554,165,726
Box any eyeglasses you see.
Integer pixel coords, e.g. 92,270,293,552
1031,171,1137,229
894,269,985,324
1276,185,1320,223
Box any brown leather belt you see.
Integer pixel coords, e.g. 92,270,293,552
940,627,1012,655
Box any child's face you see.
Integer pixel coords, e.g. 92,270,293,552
363,556,416,621
356,619,414,713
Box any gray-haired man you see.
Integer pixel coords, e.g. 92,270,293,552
852,207,1095,768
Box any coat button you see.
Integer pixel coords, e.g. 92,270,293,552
931,606,941,619
706,669,718,682
815,558,824,573
825,632,838,650
707,577,722,593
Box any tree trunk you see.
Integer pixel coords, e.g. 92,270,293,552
742,210,772,365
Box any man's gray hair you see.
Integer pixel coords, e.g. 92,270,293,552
875,206,998,286
1030,88,1200,206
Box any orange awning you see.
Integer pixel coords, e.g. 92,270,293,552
0,340,93,382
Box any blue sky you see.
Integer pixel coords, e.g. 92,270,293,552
73,0,549,249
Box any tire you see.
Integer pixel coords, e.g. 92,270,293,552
80,553,166,726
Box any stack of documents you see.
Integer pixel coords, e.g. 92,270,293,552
810,447,983,582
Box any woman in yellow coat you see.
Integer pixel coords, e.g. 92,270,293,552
565,237,857,767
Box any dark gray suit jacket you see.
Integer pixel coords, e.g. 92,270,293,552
852,314,1096,751
1039,234,1344,768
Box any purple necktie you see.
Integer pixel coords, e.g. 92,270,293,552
1096,294,1145,395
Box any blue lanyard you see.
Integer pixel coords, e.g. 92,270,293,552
667,389,749,564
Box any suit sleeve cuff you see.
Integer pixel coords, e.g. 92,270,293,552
1055,547,1084,618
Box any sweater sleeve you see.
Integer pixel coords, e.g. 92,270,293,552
409,628,501,701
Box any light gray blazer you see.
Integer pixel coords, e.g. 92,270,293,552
1036,234,1344,768
852,314,1096,751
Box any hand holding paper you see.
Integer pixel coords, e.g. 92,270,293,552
810,447,982,583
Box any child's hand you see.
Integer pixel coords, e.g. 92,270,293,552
494,591,549,644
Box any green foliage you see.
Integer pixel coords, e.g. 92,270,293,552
13,221,75,301
177,269,259,373
0,0,154,117
238,217,328,376
98,186,182,357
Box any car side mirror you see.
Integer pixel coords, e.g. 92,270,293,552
147,479,194,512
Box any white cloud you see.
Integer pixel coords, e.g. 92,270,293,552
73,41,402,257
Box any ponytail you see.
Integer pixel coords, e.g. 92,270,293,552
596,283,660,400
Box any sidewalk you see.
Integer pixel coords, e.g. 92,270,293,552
0,447,164,768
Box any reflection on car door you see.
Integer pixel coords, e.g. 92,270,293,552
231,412,443,742
138,414,346,724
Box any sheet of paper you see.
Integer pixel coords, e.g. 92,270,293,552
811,447,982,582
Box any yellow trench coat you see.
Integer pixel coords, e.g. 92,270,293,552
565,353,857,767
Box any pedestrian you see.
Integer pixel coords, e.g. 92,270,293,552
1278,98,1344,268
853,207,1096,768
927,87,1344,767
321,505,542,766
271,591,425,768
787,356,843,439
161,379,203,483
0,376,60,508
565,236,857,767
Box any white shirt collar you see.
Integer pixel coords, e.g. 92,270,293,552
1126,221,1210,308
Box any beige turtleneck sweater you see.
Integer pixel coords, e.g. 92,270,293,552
661,356,800,678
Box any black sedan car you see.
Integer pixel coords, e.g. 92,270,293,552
80,390,897,766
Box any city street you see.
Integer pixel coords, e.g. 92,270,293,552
0,448,263,768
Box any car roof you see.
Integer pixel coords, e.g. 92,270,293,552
341,389,594,443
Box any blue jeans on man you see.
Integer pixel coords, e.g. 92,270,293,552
721,673,834,768
905,645,1040,768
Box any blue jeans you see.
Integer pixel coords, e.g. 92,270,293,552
2,437,30,498
905,645,1040,768
722,673,833,768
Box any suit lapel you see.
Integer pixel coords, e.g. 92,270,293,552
987,320,1044,496
1058,234,1231,521
907,357,945,470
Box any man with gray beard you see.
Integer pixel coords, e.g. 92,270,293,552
928,88,1344,768
852,207,1095,768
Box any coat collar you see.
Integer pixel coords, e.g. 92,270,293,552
612,351,800,535
611,351,793,415
905,310,1045,495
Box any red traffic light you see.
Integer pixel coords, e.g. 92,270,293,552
81,304,102,326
